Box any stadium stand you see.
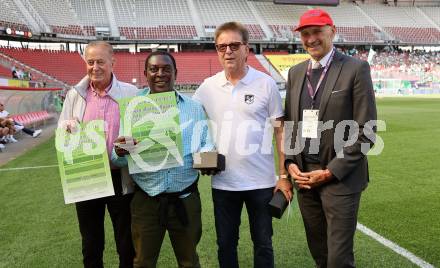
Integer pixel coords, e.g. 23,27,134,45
347,48,440,93
1,45,438,90
420,7,440,25
71,0,109,29
369,50,439,76
0,1,31,32
27,0,85,36
0,0,439,43
70,0,110,36
0,0,439,90
0,20,30,33
254,1,305,40
0,47,85,85
384,27,440,44
195,0,266,40
318,3,383,42
119,25,197,40
0,47,269,86
358,3,440,44
0,65,10,78
0,51,69,89
337,26,381,43
113,51,269,86
113,0,198,40
254,1,384,42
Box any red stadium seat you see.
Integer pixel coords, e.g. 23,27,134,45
10,111,54,127
384,27,440,44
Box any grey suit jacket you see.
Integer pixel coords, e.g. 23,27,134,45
284,51,377,195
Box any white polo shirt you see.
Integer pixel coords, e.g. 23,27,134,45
0,110,9,118
193,66,284,191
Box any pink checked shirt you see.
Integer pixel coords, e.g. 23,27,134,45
82,79,120,164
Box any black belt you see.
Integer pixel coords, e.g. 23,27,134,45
136,178,199,227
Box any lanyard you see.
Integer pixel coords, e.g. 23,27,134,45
305,48,335,107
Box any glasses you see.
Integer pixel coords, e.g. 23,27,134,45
215,42,245,53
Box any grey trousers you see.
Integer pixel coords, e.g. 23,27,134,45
297,164,361,268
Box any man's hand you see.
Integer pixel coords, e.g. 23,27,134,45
299,169,333,189
200,169,219,176
274,176,293,201
287,163,312,189
114,136,137,157
63,117,80,133
287,163,333,189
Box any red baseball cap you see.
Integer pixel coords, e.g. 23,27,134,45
295,9,334,32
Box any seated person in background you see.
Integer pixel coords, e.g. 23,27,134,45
0,117,15,144
0,103,42,142
0,124,9,149
11,66,18,79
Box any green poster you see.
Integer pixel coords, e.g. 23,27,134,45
118,92,183,174
55,120,114,204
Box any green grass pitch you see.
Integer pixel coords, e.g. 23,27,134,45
0,97,438,267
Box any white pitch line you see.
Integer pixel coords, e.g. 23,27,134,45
357,222,434,268
0,164,58,171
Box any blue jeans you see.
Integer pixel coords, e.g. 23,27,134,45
212,188,274,268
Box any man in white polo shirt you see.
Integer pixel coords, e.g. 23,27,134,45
193,21,293,268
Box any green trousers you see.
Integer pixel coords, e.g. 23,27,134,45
131,189,202,268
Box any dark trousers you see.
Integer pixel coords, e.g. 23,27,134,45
212,188,274,268
297,174,361,268
14,121,34,136
75,169,135,268
131,188,202,268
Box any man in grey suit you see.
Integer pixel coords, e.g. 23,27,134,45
284,9,377,268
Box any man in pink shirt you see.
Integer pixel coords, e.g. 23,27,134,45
58,41,138,268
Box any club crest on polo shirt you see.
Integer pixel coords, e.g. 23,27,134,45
244,94,254,104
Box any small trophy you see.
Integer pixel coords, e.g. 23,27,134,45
192,152,225,172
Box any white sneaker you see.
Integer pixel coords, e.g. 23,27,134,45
0,143,5,149
8,136,18,143
33,129,42,138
